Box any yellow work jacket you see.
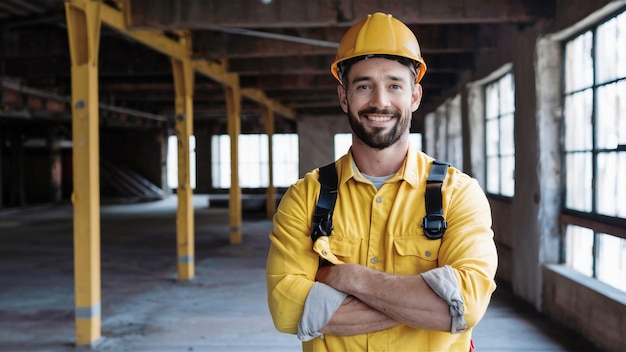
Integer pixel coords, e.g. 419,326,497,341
266,147,498,352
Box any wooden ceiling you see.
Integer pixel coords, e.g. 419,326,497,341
1,0,554,128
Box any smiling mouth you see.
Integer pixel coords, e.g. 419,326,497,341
365,115,393,122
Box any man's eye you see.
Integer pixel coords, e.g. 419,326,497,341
356,84,371,91
390,84,402,90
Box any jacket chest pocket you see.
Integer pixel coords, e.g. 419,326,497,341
328,236,362,264
393,235,441,275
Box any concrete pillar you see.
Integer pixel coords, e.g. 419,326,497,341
297,114,349,176
511,23,561,309
535,36,562,278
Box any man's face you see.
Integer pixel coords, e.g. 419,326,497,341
338,57,422,150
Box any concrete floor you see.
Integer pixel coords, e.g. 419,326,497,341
0,195,602,352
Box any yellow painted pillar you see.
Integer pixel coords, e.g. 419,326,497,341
225,75,242,244
171,32,195,280
65,0,102,345
263,105,276,218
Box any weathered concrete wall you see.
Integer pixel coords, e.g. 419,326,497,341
509,22,543,309
457,2,625,349
543,265,626,352
297,113,350,177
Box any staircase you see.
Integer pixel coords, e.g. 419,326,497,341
100,159,166,203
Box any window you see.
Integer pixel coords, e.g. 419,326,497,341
562,10,626,292
429,96,463,169
334,133,422,160
167,135,196,189
211,134,299,189
485,72,515,197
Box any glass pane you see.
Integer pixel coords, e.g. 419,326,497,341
596,16,618,83
597,83,620,149
486,156,499,194
334,133,352,160
167,135,196,189
596,233,626,292
597,152,617,216
486,119,499,157
618,12,626,78
168,135,178,189
239,134,268,188
564,225,594,277
499,73,515,115
409,133,422,151
220,135,231,188
618,151,626,218
564,90,593,152
500,155,515,197
273,134,299,188
564,31,593,93
500,113,514,156
486,82,499,119
565,152,592,211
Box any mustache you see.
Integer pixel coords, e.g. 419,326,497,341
357,108,401,118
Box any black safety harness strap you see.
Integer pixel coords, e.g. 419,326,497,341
422,160,450,240
311,159,449,242
310,162,338,242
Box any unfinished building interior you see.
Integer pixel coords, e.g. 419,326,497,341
1,0,625,351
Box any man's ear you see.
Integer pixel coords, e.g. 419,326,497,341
337,85,348,113
411,84,423,112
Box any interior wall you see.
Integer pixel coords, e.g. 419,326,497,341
437,2,626,350
100,128,165,188
297,113,350,177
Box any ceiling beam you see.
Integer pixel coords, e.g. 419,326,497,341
127,0,542,30
98,1,295,119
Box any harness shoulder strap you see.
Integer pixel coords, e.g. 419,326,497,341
422,160,450,240
311,162,338,242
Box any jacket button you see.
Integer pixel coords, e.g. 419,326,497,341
370,257,378,264
425,250,432,257
376,196,383,203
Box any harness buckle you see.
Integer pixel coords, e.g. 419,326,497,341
422,213,447,240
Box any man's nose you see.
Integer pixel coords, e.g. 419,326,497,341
369,86,391,109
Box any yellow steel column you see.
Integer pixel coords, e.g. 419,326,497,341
65,0,102,345
263,105,276,218
225,75,242,244
171,32,195,280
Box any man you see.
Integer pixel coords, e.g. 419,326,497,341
266,12,498,352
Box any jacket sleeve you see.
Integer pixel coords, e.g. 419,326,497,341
266,172,322,334
439,171,499,329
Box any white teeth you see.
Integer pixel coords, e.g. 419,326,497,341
367,116,391,122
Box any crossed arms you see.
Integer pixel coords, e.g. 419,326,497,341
315,263,451,335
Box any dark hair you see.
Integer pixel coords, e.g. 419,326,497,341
337,54,418,87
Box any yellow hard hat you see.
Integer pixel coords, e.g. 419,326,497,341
331,12,427,84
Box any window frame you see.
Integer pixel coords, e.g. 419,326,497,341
210,133,299,190
483,72,515,198
559,8,626,292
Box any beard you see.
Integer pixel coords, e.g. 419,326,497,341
348,105,410,150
